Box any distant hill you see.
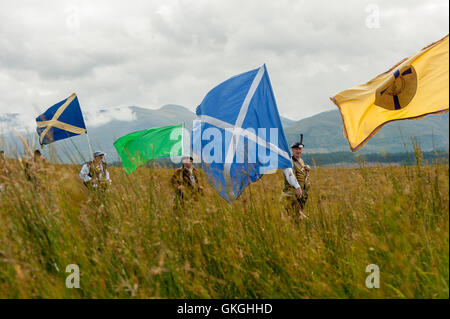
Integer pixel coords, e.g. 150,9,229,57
280,117,295,128
285,110,449,153
0,105,448,163
86,104,196,151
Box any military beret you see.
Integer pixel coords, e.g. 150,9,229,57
181,155,193,162
290,142,304,149
93,151,105,157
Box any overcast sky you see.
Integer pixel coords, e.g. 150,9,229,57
0,0,448,130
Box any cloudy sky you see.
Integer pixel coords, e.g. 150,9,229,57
0,0,448,130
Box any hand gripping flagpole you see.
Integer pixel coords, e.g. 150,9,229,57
300,132,309,192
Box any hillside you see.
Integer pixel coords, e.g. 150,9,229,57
0,105,448,163
0,158,448,298
284,110,449,153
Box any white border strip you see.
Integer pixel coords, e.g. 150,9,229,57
225,66,264,199
234,66,265,128
198,111,291,161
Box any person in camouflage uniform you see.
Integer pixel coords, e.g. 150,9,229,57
23,149,47,187
79,151,111,190
281,141,311,221
0,150,10,194
171,156,203,209
0,151,7,178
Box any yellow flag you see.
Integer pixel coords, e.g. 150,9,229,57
331,35,449,152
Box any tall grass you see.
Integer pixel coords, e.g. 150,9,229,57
0,150,448,298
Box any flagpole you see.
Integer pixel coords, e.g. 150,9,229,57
85,133,94,161
181,122,185,156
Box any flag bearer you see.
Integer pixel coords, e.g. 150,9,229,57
80,151,112,190
171,156,203,209
281,137,311,221
24,149,48,186
0,150,10,194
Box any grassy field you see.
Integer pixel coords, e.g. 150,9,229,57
0,152,448,298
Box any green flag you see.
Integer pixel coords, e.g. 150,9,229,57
113,124,183,174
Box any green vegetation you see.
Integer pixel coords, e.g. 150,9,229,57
303,150,449,167
0,149,448,298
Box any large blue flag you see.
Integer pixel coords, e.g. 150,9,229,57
36,93,87,146
193,64,292,201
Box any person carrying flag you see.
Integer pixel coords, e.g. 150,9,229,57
171,156,203,210
281,138,311,221
0,150,11,194
79,151,112,190
24,149,48,187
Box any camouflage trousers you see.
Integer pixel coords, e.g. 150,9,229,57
172,190,200,212
83,180,110,192
280,189,308,216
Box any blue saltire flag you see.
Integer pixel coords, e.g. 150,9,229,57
193,64,292,201
36,93,87,146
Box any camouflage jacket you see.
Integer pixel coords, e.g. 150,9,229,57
283,157,310,194
170,166,201,197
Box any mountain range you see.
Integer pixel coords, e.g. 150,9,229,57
0,104,448,163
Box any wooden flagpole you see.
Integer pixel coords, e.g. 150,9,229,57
85,133,94,161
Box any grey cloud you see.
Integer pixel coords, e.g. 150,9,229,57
0,0,448,128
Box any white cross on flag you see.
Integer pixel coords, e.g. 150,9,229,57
193,64,292,201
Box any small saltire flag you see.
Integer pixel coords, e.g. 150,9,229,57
194,64,292,202
36,93,87,146
113,124,183,174
331,35,449,152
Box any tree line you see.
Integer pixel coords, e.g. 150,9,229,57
108,150,449,169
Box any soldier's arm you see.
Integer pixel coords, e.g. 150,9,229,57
79,164,92,182
171,169,182,189
283,168,302,197
300,159,310,171
283,168,301,189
